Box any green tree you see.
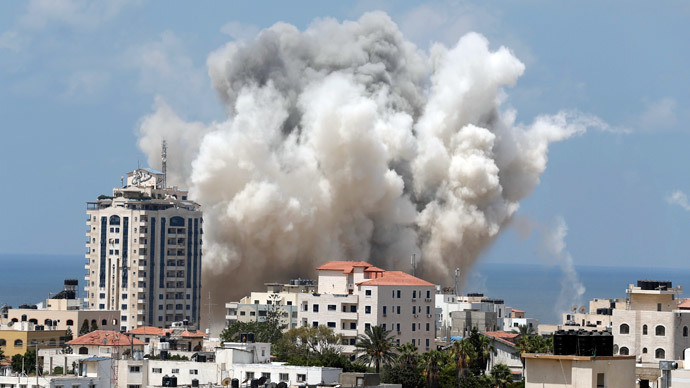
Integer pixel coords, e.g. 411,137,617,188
11,349,36,375
451,338,475,379
273,326,364,372
421,350,447,388
466,328,494,375
354,325,397,373
490,364,513,388
79,320,90,336
220,295,286,345
0,345,4,361
89,320,98,332
52,366,64,375
64,328,73,341
381,343,424,388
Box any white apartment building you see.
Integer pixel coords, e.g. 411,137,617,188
84,168,203,331
298,261,436,355
225,280,316,330
612,280,690,363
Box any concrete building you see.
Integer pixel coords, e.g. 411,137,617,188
449,310,498,337
225,280,316,330
84,168,203,331
612,280,690,363
482,331,523,379
298,261,436,355
522,353,635,388
0,321,68,358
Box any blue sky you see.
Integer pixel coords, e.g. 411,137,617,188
1,0,689,271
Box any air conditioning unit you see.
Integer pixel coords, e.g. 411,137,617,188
414,314,419,318
427,314,433,318
412,298,416,302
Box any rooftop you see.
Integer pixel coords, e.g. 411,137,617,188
316,261,374,274
357,271,434,287
67,330,145,346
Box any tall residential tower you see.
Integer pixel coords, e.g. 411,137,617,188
84,168,202,331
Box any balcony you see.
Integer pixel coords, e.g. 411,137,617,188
338,312,358,321
339,329,358,337
137,309,145,314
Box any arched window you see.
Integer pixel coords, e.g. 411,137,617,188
45,319,52,326
66,319,74,326
79,346,89,354
619,323,630,334
643,347,648,354
113,319,118,326
684,326,688,337
14,339,23,347
656,348,666,359
21,315,27,322
170,216,185,227
642,324,648,335
91,319,97,326
109,215,121,225
0,339,6,346
656,325,666,336
29,318,37,324
11,318,18,323
619,347,629,355
101,319,107,326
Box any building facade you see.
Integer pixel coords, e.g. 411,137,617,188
84,168,203,331
297,261,436,355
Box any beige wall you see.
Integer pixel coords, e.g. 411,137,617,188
6,309,120,332
525,355,635,388
612,309,690,362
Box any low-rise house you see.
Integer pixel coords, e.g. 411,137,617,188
523,353,635,387
66,330,145,356
482,331,522,379
0,321,68,358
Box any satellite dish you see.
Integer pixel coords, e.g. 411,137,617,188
578,306,586,313
571,305,578,312
222,378,232,386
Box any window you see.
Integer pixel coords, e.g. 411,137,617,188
685,326,689,337
619,324,629,334
642,325,647,335
190,370,198,375
365,323,371,330
396,323,401,332
619,347,629,355
0,339,5,346
383,306,387,315
297,374,306,383
426,290,431,299
313,321,318,328
658,303,662,312
14,339,23,347
240,311,245,316
426,306,430,314
413,306,416,314
152,368,162,373
122,304,127,310
365,289,371,296
643,348,647,354
426,338,430,347
350,322,356,329
365,306,371,314
261,373,270,380
66,319,73,326
313,304,319,313
328,304,336,311
412,323,416,332
171,369,180,374
596,373,605,388
656,325,665,336
129,366,140,373
246,372,254,380
279,373,289,381
327,322,336,328
397,290,401,298
655,348,666,359
412,290,417,299
426,323,430,331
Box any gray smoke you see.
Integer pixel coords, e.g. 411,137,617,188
137,12,605,329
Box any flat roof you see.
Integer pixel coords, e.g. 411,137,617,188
522,353,636,361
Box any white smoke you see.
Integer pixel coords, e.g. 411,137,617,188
136,12,606,324
542,217,586,317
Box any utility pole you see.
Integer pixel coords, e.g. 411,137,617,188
205,292,217,333
35,343,39,388
454,268,460,297
411,254,416,277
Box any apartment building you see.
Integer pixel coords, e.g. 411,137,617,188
612,280,690,363
225,280,316,330
298,261,436,355
84,168,203,331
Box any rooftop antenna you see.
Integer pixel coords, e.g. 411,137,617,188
411,254,416,277
161,139,167,188
454,268,460,297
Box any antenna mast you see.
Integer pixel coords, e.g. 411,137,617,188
161,140,167,188
411,254,416,277
454,268,460,297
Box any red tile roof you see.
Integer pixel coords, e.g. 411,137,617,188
179,330,208,338
357,271,435,287
66,330,145,346
364,266,385,272
511,308,525,313
127,326,167,336
482,331,519,346
316,261,374,274
678,299,690,309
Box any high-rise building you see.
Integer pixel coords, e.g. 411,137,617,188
84,168,203,331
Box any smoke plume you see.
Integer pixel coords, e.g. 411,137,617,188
541,217,586,317
137,12,605,328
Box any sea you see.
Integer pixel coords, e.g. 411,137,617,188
2,253,689,325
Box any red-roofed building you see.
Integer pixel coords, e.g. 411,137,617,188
481,331,523,378
299,261,437,356
66,330,145,356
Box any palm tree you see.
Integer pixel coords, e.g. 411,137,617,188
490,364,513,388
451,338,475,379
354,325,397,373
511,324,535,337
396,342,418,368
421,350,445,388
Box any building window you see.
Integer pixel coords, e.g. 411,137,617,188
152,368,162,373
397,306,400,314
190,370,198,375
66,319,73,326
643,347,647,354
365,289,371,296
412,290,417,299
383,306,387,315
397,290,401,298
129,366,140,373
655,348,666,359
656,325,665,336
685,326,689,337
171,369,180,374
412,323,416,332
279,373,288,381
426,323,430,331
246,372,254,380
327,322,336,328
596,373,605,388
313,321,318,328
365,306,371,314
365,323,371,330
328,305,336,311
313,304,319,313
658,303,662,312
14,339,23,347
261,373,270,380
426,290,431,299
642,325,647,335
297,374,306,383
619,347,629,355
619,324,629,335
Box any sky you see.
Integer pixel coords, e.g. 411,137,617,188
1,0,690,274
